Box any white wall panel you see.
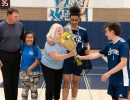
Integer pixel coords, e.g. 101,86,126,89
11,0,53,7
92,0,124,8
11,0,130,8
124,0,130,8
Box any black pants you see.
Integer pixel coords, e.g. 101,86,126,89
41,63,63,100
0,50,21,100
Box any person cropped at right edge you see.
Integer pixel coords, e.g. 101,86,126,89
127,36,130,48
127,36,130,100
62,6,90,100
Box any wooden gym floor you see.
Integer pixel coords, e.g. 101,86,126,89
0,50,112,100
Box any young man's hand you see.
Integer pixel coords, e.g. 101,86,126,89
101,72,111,82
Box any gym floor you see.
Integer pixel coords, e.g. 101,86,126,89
0,50,112,100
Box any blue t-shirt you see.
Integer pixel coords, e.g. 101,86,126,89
20,43,42,72
41,42,67,70
99,38,129,86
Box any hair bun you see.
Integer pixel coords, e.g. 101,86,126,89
69,6,80,16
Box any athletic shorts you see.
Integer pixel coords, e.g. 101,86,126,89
63,57,83,76
108,84,129,99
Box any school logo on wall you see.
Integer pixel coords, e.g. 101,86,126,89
48,0,70,21
47,0,89,21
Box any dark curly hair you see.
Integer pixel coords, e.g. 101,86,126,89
103,22,122,36
69,6,80,17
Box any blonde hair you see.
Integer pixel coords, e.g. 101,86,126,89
46,23,63,39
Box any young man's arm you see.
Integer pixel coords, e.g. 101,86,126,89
77,52,103,60
101,57,127,82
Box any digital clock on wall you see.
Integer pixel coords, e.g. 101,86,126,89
0,0,10,9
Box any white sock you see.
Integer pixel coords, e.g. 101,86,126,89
72,97,76,100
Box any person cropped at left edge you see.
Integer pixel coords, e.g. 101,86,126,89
20,31,41,100
0,7,24,100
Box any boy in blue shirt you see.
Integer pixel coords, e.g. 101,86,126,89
77,22,130,100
